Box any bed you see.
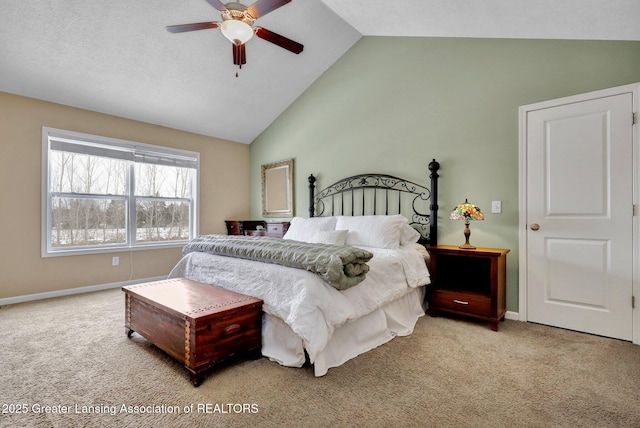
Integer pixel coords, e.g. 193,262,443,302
168,159,440,376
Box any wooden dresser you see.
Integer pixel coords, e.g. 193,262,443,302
225,220,289,238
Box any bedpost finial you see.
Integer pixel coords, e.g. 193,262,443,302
308,174,316,217
428,159,440,173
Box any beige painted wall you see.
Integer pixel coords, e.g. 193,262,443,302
0,92,250,300
250,37,640,312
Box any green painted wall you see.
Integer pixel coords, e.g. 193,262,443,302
250,36,640,312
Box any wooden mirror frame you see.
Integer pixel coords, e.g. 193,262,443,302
261,159,294,217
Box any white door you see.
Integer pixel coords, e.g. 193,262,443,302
525,92,634,340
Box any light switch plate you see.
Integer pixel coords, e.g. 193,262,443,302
491,201,502,214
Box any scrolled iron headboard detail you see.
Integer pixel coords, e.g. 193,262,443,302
308,159,440,246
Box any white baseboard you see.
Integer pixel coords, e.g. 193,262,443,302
505,310,519,321
0,276,166,307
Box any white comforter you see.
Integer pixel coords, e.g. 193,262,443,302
168,244,430,362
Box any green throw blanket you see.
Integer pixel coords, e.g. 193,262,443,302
182,234,373,290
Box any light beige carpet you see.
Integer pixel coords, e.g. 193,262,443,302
1,288,639,428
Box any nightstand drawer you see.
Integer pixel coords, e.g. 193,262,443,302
431,290,491,317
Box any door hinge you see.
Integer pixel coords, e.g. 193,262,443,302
633,296,636,309
634,205,639,217
634,112,638,125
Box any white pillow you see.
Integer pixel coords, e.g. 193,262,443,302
400,223,421,244
335,215,408,249
309,230,348,246
283,216,337,242
401,242,430,261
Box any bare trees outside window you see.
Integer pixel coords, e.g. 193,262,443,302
134,163,192,243
43,128,199,256
50,151,128,247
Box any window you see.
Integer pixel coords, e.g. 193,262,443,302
42,127,199,257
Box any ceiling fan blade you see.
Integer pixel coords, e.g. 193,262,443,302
255,27,303,54
166,22,220,33
246,0,291,19
233,43,247,65
204,0,228,12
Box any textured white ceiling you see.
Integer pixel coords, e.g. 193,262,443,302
0,0,360,143
1,0,638,144
323,0,640,40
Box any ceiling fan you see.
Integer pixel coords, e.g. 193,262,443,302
166,0,303,75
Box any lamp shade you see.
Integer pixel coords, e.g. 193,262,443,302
221,20,254,45
450,199,484,221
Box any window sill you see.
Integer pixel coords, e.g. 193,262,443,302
41,241,188,258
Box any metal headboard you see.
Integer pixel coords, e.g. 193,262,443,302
308,159,440,246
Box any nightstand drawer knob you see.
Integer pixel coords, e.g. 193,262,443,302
453,299,469,305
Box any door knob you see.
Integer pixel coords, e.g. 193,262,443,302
530,223,540,231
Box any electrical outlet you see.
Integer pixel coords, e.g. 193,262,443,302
112,256,119,266
491,201,502,214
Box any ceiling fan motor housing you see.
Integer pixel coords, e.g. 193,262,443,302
222,2,256,24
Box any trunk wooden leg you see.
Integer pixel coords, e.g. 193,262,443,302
190,371,204,387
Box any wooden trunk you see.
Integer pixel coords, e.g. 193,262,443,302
122,278,263,386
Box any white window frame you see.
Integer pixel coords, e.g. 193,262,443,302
42,127,199,257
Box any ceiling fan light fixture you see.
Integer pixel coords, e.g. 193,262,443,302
221,19,254,45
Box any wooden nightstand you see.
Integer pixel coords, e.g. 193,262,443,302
427,245,509,331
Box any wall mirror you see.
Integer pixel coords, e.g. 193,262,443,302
262,158,294,217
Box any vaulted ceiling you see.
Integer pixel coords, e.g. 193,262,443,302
1,0,638,144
